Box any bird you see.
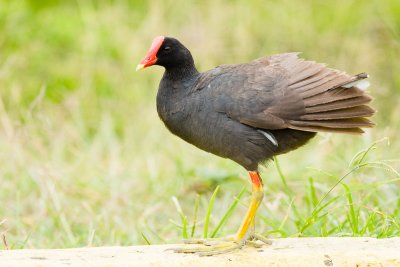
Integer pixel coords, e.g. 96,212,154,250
136,36,375,255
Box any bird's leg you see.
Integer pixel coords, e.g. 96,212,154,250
171,171,271,256
235,171,264,241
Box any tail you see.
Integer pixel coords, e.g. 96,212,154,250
288,73,375,134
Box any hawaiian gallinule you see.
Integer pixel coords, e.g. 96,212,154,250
136,36,375,255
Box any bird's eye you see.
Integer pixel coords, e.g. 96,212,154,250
164,46,172,53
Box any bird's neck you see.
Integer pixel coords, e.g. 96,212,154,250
163,60,200,82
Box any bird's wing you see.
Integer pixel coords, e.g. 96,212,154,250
195,53,374,134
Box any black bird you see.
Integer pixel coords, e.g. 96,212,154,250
136,36,375,255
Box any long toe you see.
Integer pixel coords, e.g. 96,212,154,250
169,233,271,256
251,233,273,245
169,239,242,256
244,240,263,248
196,243,242,257
182,235,236,245
183,238,208,245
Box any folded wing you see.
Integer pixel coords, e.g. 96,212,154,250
205,53,375,134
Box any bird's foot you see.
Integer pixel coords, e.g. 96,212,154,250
169,233,271,256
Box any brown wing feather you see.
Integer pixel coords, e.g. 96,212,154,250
261,53,375,134
289,118,374,129
238,112,288,130
304,87,366,106
288,125,365,134
305,95,372,113
300,105,375,120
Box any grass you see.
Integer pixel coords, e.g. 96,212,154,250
0,0,399,249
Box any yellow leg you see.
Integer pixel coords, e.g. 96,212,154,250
235,171,264,240
171,171,270,256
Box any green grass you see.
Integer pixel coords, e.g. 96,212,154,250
0,0,399,249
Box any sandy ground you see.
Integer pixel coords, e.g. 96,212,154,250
0,237,399,267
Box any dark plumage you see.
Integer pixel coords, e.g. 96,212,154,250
140,37,374,170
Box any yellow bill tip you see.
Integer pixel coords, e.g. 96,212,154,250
136,64,145,71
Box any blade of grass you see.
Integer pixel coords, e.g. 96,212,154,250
360,210,376,236
144,221,167,243
2,233,9,250
349,137,388,167
278,198,295,235
14,234,31,249
273,156,302,223
141,232,151,245
190,194,200,238
265,229,287,236
342,183,359,235
300,162,370,233
363,161,400,176
273,156,292,196
299,196,340,234
182,216,188,239
171,196,188,239
308,176,319,208
211,186,246,238
204,185,219,239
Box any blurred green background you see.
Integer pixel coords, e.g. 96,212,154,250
0,0,399,248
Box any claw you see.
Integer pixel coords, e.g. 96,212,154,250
183,238,206,244
252,233,272,245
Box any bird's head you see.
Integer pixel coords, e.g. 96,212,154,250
136,36,193,71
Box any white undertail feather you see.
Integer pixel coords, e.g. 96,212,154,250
258,130,278,146
343,79,370,91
